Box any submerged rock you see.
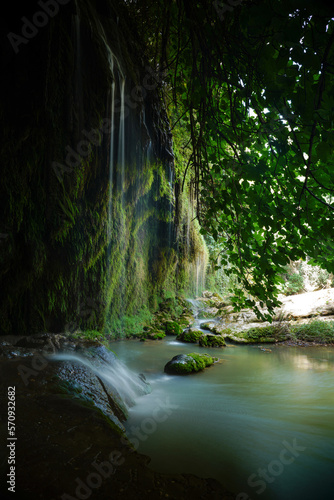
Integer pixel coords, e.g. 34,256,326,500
164,352,216,375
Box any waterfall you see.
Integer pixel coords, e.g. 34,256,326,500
168,164,174,249
51,350,150,409
117,75,126,192
107,53,116,245
99,24,128,322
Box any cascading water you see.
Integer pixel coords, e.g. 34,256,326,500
100,26,128,323
107,52,116,245
117,75,126,193
51,349,151,409
117,73,127,302
168,164,174,249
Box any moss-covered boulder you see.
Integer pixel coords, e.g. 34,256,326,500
138,328,166,340
176,328,203,343
164,353,216,375
164,321,183,336
199,333,226,347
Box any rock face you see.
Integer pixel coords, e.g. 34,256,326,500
0,0,207,337
164,353,216,374
278,289,334,319
0,337,151,429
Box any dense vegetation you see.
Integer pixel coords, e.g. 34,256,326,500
129,0,334,318
2,0,334,335
0,0,207,335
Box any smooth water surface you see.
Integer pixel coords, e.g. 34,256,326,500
110,338,334,499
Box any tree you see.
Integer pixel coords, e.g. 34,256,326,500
129,0,334,318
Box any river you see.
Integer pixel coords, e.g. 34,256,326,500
110,334,334,500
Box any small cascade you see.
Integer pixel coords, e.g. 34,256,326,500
116,74,127,319
195,255,207,297
51,349,150,409
187,298,200,322
186,297,218,330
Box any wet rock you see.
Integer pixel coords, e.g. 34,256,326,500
164,353,216,375
176,328,203,343
15,333,67,353
199,321,216,331
199,333,226,347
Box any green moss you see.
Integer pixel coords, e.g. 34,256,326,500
177,328,203,343
138,329,166,340
72,329,105,341
165,321,183,335
199,334,226,347
164,352,215,375
188,352,214,370
243,327,276,343
0,2,209,337
218,328,233,335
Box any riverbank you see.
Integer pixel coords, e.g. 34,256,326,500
184,289,334,347
68,290,334,346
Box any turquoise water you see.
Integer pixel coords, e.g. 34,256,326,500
110,338,334,499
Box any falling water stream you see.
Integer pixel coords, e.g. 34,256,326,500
110,300,334,500
52,351,149,409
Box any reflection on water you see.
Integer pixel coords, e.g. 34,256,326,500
110,339,334,500
277,351,334,371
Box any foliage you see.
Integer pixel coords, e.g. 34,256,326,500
243,325,288,343
107,307,153,339
280,262,305,295
0,0,209,336
280,259,333,295
165,321,183,335
236,320,334,343
289,320,334,342
130,0,334,319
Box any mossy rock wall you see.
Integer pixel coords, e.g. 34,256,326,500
0,0,207,335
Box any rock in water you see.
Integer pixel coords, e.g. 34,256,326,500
164,353,216,375
199,333,226,347
176,328,203,343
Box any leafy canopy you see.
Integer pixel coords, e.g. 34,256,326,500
128,0,334,318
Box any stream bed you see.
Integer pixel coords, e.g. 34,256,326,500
110,337,334,500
